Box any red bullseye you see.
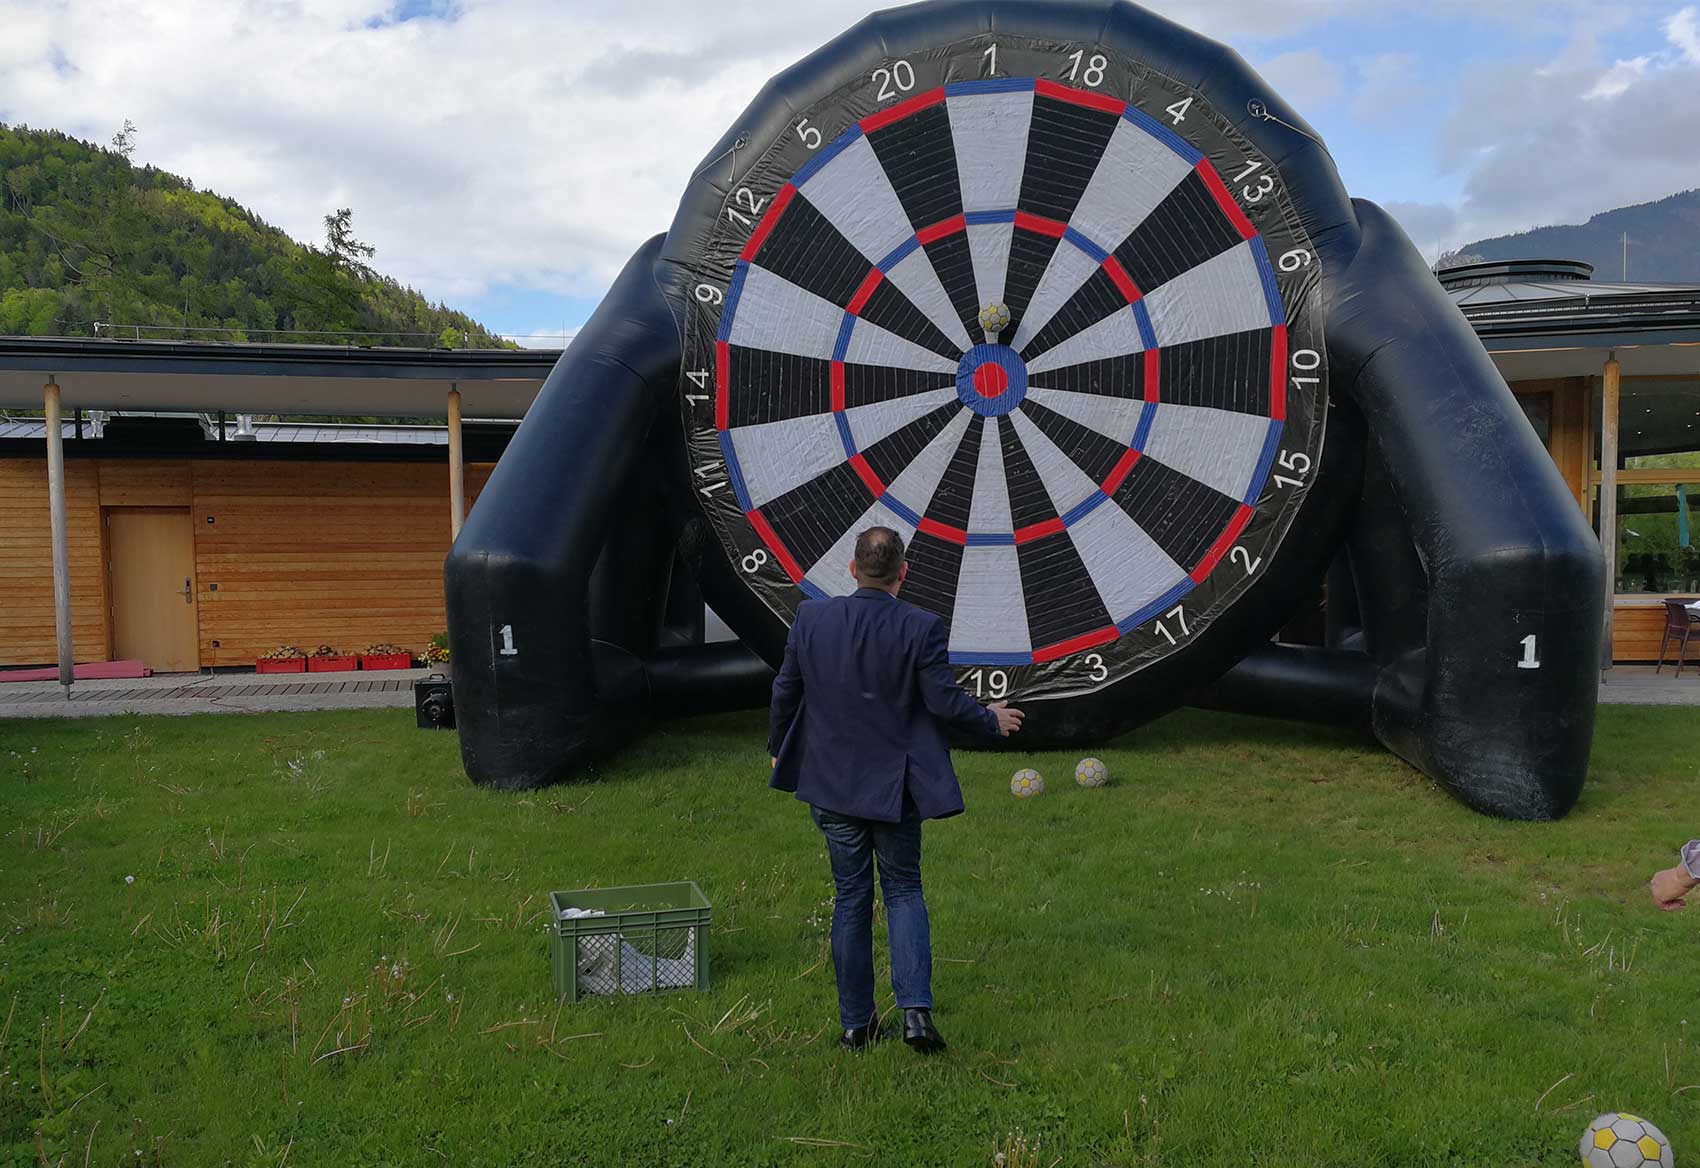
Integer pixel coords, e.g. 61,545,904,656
972,362,1009,398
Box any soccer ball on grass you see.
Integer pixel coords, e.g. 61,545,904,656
1075,758,1109,788
1580,1113,1672,1168
1009,769,1044,798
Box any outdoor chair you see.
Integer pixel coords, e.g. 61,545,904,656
1657,599,1700,677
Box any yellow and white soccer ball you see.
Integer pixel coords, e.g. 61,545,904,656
1009,768,1044,798
1580,1113,1672,1168
978,302,1011,334
1075,757,1109,788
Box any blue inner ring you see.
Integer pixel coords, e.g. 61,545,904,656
956,343,1028,417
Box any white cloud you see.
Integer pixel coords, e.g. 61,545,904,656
1667,6,1700,63
0,0,1691,325
1382,200,1460,259
1349,51,1421,120
0,0,1422,318
1253,49,1344,116
1431,20,1700,249
1583,53,1652,99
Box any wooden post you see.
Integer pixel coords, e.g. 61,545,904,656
1599,354,1620,676
447,385,466,539
44,378,74,695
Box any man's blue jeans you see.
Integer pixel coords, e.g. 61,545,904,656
810,804,933,1030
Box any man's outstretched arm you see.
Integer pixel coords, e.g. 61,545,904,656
916,618,1021,738
768,617,805,757
1650,839,1700,910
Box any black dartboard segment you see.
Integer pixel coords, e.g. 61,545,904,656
679,37,1328,702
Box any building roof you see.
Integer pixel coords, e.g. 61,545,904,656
1439,259,1700,381
0,416,480,445
0,337,562,419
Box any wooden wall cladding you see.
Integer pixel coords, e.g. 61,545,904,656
0,460,109,665
1614,603,1696,665
0,457,492,668
98,460,193,507
193,460,492,665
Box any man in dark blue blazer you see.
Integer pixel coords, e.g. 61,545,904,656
769,527,1024,1052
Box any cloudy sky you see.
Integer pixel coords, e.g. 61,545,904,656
2,0,1697,344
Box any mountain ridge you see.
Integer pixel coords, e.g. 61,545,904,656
1451,189,1700,285
0,123,511,347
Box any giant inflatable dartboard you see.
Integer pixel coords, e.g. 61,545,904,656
678,34,1327,701
448,0,1603,821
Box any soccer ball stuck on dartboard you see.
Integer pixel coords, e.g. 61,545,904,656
1580,1113,1673,1168
978,302,1011,334
1075,758,1109,788
1009,769,1044,799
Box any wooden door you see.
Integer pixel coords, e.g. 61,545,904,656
107,507,199,672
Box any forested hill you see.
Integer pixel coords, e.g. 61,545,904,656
1454,189,1700,285
0,123,511,346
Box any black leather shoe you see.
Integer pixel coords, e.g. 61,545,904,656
839,1014,882,1051
902,1008,945,1053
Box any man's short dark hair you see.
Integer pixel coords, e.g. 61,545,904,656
854,526,905,585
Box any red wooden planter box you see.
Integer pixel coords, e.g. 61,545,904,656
307,656,358,673
256,658,307,674
359,653,413,671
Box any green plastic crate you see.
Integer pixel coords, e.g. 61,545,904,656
549,881,712,1000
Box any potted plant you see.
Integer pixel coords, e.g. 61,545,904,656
420,632,450,667
307,644,358,673
256,646,307,674
358,642,413,671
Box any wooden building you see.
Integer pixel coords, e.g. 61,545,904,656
0,419,509,668
1442,260,1700,662
0,340,550,674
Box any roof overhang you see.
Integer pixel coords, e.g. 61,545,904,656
0,337,562,419
1482,334,1700,381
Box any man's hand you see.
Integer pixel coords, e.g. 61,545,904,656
1650,864,1697,910
771,756,778,769
988,700,1025,737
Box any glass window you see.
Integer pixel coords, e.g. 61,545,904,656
1515,392,1552,450
1595,482,1700,594
1596,379,1700,471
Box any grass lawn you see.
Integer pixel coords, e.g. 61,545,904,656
1,705,1698,1167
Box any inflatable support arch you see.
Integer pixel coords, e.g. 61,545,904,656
445,0,1603,820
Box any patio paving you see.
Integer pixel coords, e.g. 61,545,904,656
1596,664,1700,707
0,666,440,718
1,660,1694,720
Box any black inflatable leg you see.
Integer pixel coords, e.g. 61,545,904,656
445,236,679,789
1326,200,1604,819
1196,643,1376,726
